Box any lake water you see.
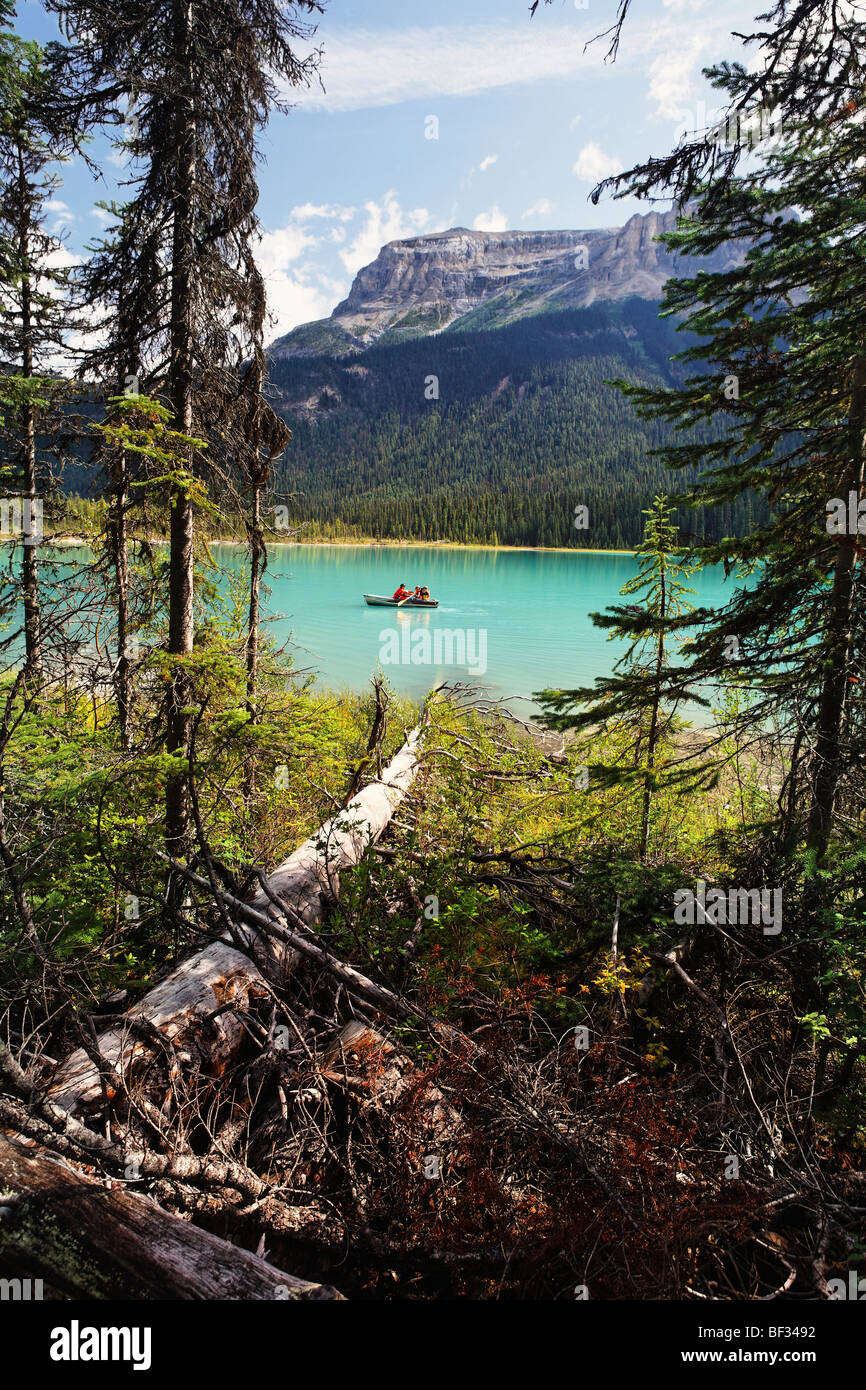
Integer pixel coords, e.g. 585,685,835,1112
209,543,736,719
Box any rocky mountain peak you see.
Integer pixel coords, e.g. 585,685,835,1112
268,208,743,360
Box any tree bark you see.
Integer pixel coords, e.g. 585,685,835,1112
165,0,198,861
640,554,667,862
109,446,133,749
806,356,866,860
49,727,424,1113
0,1133,343,1299
243,480,264,801
246,481,263,711
16,144,42,693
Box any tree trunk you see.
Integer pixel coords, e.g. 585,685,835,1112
806,356,866,861
243,480,264,801
0,1133,343,1299
16,145,42,693
49,727,424,1113
640,558,666,862
110,446,133,749
246,481,263,712
165,0,197,862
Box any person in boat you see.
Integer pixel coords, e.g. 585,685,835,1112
412,586,423,600
419,586,430,601
392,583,411,602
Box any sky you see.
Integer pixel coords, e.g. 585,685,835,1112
16,0,763,344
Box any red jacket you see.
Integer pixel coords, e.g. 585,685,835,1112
392,586,410,601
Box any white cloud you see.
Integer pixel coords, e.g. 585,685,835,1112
572,141,623,182
45,199,75,235
290,202,356,222
479,153,499,172
339,191,433,276
258,223,316,271
290,10,760,114
647,36,706,120
523,198,555,219
292,22,607,112
44,246,81,271
645,4,767,123
473,205,508,233
258,222,333,339
265,276,337,340
26,246,87,374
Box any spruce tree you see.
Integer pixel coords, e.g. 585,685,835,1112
539,495,704,860
48,0,320,862
552,64,866,863
0,23,80,692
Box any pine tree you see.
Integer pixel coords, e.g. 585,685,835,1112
539,496,704,860
579,66,866,863
90,394,206,749
0,23,79,692
48,0,320,860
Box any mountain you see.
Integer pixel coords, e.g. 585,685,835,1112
263,211,757,550
266,296,759,550
268,209,745,360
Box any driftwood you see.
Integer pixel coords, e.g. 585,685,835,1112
0,1133,343,1299
49,728,425,1112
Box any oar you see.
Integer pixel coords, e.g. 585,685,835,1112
396,595,410,606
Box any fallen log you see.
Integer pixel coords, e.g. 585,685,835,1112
50,726,426,1113
0,1133,343,1299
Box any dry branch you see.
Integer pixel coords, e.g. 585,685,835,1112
49,727,425,1112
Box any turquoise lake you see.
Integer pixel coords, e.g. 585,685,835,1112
208,543,737,718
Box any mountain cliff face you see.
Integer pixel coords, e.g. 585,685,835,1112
268,209,744,359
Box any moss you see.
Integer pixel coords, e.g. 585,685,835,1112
0,1195,147,1299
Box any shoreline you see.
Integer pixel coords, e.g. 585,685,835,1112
42,535,638,558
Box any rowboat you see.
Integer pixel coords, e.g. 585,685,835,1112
364,593,439,608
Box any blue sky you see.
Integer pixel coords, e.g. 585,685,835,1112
16,0,762,343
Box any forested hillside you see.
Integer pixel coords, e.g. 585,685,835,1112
269,298,762,547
